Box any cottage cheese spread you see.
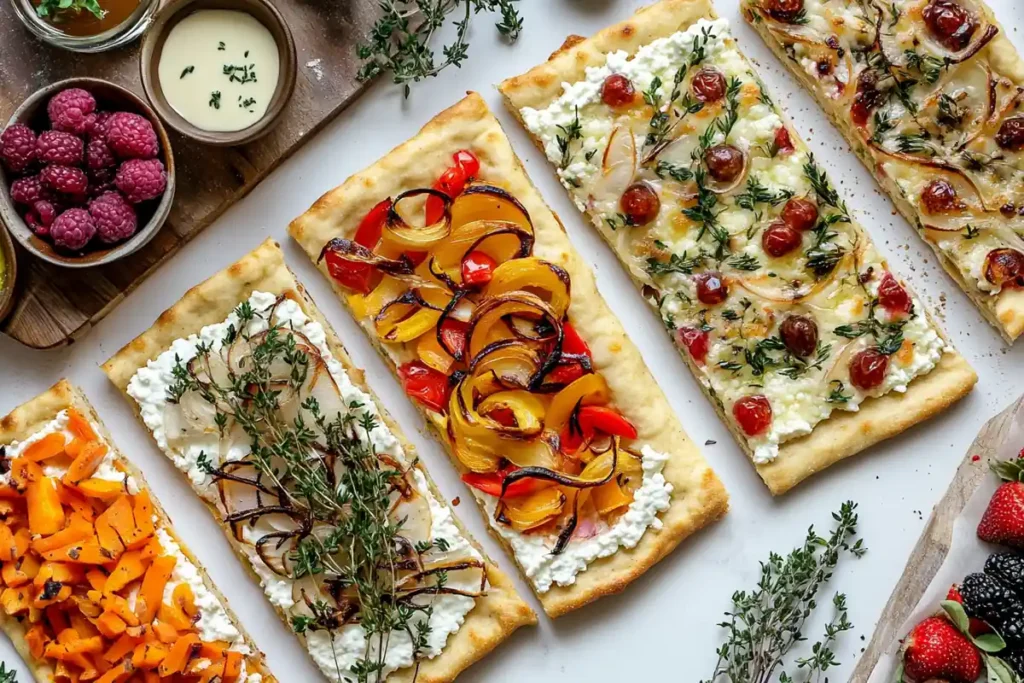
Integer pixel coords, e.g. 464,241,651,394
519,18,948,464
126,291,480,682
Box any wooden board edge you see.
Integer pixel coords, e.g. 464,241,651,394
851,396,1024,682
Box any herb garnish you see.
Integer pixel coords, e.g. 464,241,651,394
834,299,911,355
654,161,695,183
826,379,852,404
701,501,866,683
239,97,257,111
168,299,483,681
218,41,226,51
223,64,258,84
357,0,522,97
604,213,635,232
963,224,981,240
726,253,762,272
208,91,222,109
0,663,16,683
685,170,730,259
555,107,583,170
35,0,104,21
734,175,793,214
802,156,851,278
180,66,195,79
646,251,708,277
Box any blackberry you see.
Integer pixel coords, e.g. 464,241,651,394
1001,648,1024,676
986,553,1024,597
960,572,1018,623
990,602,1024,647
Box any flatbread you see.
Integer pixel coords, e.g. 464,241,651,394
288,92,729,617
498,0,978,495
101,239,536,682
0,379,276,683
740,0,1024,342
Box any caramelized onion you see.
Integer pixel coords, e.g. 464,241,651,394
318,238,415,276
383,188,453,249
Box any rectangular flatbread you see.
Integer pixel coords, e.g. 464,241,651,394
101,239,535,682
288,92,729,617
741,0,1024,342
0,379,275,683
499,0,978,495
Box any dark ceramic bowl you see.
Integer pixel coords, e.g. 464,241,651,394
0,77,175,269
0,223,16,322
139,0,297,146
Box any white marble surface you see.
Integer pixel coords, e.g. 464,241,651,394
2,1,1023,680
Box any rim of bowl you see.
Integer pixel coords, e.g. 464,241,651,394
139,0,297,147
0,224,17,323
0,77,176,269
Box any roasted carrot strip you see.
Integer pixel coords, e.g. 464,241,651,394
46,604,70,634
94,660,132,683
123,491,155,549
223,650,244,681
57,483,96,522
12,528,30,560
0,523,18,562
138,537,162,562
69,612,101,639
9,458,41,491
34,561,85,589
85,568,107,592
66,408,98,442
95,611,127,639
132,641,168,670
44,634,103,658
135,556,175,624
26,623,47,659
42,539,112,565
64,442,109,486
27,475,65,536
95,502,127,560
199,660,227,683
1,586,31,615
104,632,140,664
172,582,197,620
199,640,228,661
31,512,92,554
104,550,147,594
63,436,85,459
0,483,21,500
152,621,178,644
2,554,40,587
104,496,144,551
74,479,125,502
32,581,72,608
101,594,139,627
23,433,67,462
157,632,200,676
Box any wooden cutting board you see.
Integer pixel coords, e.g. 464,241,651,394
851,396,1024,682
0,0,378,348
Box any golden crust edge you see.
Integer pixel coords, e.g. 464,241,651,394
497,1,978,496
101,240,536,683
0,379,277,682
741,6,1024,344
287,92,729,617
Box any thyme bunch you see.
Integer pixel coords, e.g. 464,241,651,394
168,300,471,682
701,501,866,683
357,0,523,97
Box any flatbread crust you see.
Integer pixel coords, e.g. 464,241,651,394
288,92,729,617
0,379,276,683
100,239,536,682
498,0,979,495
740,0,1024,343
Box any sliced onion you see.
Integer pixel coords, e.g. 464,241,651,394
469,339,541,390
318,238,416,276
466,292,561,362
483,257,572,321
383,188,453,249
591,125,637,205
501,487,566,531
389,485,434,545
920,21,998,66
432,220,534,273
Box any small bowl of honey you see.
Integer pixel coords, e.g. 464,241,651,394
9,0,159,53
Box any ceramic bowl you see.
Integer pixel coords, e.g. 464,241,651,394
0,77,175,269
139,0,297,146
0,224,17,322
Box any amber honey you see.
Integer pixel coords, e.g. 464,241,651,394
33,0,141,37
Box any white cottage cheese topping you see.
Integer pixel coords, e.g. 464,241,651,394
126,291,480,682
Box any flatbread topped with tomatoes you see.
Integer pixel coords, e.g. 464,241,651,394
101,240,535,682
498,0,977,494
741,0,1024,341
0,380,275,683
288,93,728,618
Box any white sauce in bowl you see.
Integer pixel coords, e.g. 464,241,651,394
157,9,280,132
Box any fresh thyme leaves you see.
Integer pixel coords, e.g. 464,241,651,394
646,251,707,277
556,107,583,170
964,224,981,239
641,27,715,156
356,0,523,96
937,93,964,128
726,253,761,272
734,175,793,213
223,63,258,84
655,160,695,183
605,213,635,232
904,49,950,84
802,155,850,220
826,379,853,404
718,336,831,380
716,77,743,139
801,156,851,278
166,299,483,682
218,41,226,51
870,109,895,144
701,501,866,683
0,663,16,683
896,131,934,155
834,299,910,355
686,170,730,259
35,0,104,20
180,66,195,79
209,91,222,110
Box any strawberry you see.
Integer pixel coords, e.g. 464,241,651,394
901,616,982,682
978,458,1024,547
946,584,992,635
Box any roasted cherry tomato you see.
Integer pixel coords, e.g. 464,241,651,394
762,220,803,257
921,180,961,214
733,395,773,436
691,66,727,103
461,250,497,287
781,198,819,231
996,117,1024,152
325,198,392,294
620,182,661,226
677,326,710,365
774,126,795,154
922,0,976,51
877,273,912,316
779,315,819,358
398,361,450,413
696,272,729,305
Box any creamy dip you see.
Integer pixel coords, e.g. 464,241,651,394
157,9,280,132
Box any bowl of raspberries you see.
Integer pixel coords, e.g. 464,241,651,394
0,78,175,268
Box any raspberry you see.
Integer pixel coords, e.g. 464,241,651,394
9,174,46,205
88,167,116,197
24,200,59,237
105,112,159,159
90,111,113,140
37,130,84,166
50,208,96,251
115,158,166,203
47,88,97,135
0,124,37,173
89,191,137,244
86,137,116,171
41,164,88,198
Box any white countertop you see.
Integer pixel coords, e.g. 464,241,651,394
3,1,1024,680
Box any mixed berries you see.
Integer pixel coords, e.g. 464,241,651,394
0,87,167,253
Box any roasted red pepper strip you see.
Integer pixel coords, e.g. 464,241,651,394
425,150,479,224
561,405,638,453
398,361,450,413
461,467,549,499
546,322,592,385
324,198,392,294
546,362,587,386
561,322,591,356
438,318,470,360
461,250,497,287
453,149,480,177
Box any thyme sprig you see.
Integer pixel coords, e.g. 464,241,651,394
0,663,16,683
167,300,478,682
357,0,523,97
701,501,866,683
834,298,911,355
641,26,714,155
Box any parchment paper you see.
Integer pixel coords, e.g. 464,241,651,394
868,400,1024,683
